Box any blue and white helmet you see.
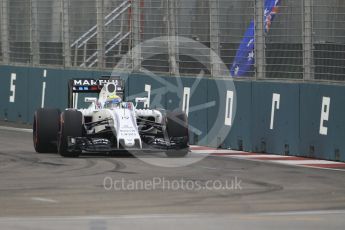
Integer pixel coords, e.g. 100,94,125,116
104,94,122,109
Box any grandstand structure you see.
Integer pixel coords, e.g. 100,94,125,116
0,0,345,81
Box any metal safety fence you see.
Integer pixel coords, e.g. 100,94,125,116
0,0,345,81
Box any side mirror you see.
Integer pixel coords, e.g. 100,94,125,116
135,97,149,109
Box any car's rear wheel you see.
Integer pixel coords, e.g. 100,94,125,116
58,110,83,158
33,108,60,153
165,111,189,158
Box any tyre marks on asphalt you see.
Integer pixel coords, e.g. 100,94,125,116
0,150,130,180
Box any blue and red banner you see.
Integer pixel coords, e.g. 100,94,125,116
230,0,281,77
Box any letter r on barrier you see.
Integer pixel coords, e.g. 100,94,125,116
270,93,280,130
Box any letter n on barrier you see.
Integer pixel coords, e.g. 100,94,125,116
319,97,330,136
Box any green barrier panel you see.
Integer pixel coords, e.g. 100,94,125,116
300,83,345,161
27,68,95,123
0,66,29,123
126,73,167,109
26,68,46,123
223,80,252,152
206,78,237,148
251,81,300,155
0,67,10,121
174,76,208,146
1,65,345,162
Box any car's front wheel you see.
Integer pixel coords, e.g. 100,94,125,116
165,111,189,158
58,110,83,158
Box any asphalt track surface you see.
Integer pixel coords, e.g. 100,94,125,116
0,126,345,229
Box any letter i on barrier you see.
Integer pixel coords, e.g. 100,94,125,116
225,90,234,126
182,87,190,117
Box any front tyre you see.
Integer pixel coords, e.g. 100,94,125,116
165,111,189,158
165,149,189,158
58,110,83,158
33,108,60,153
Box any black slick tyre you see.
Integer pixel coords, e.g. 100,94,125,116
165,111,189,158
33,108,60,153
58,110,83,158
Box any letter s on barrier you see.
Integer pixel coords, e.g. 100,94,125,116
9,73,16,103
319,96,330,136
270,93,280,130
225,90,234,126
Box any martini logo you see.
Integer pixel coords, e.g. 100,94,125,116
73,79,123,87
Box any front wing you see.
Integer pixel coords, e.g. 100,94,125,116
67,136,189,153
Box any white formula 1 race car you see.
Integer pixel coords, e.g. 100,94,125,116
33,77,189,158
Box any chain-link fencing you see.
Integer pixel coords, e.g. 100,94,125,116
0,0,344,81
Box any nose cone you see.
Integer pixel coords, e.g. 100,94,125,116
124,139,135,147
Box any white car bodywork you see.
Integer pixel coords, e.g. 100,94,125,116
78,83,164,149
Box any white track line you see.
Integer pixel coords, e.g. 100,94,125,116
272,159,345,165
257,209,345,216
31,197,59,203
191,150,244,154
0,126,32,133
224,154,291,158
0,210,345,222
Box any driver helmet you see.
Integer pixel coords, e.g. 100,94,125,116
104,94,122,109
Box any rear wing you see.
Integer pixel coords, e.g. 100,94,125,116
68,77,124,108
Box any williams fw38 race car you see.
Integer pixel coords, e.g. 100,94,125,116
33,77,189,158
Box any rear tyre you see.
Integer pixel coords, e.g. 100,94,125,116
33,108,60,153
58,110,83,158
165,111,189,158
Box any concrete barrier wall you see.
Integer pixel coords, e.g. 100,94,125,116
1,65,344,161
